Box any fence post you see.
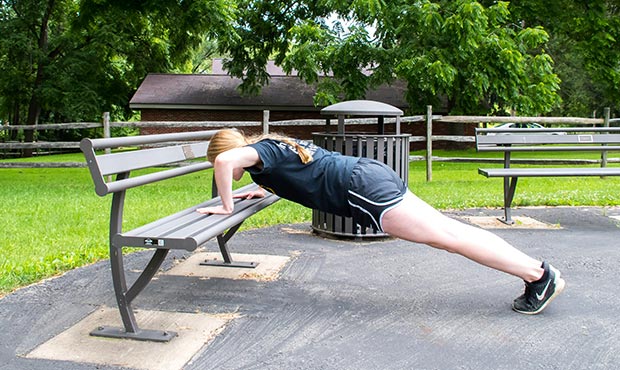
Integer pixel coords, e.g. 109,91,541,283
426,105,433,182
262,110,270,135
602,107,610,170
103,112,111,155
102,112,112,181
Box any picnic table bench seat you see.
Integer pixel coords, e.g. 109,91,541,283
475,127,620,224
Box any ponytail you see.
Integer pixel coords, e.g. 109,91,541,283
277,138,313,164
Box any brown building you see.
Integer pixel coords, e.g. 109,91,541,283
129,59,416,138
129,61,469,147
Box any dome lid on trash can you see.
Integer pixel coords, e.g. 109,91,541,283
321,100,403,116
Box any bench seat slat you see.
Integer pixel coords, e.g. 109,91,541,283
117,183,260,236
119,202,224,243
189,195,280,246
113,184,279,251
479,167,620,178
120,195,272,242
477,145,620,152
476,133,620,146
163,197,272,239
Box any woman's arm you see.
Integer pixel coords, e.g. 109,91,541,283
197,146,261,215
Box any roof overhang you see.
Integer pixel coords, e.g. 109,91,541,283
130,73,408,111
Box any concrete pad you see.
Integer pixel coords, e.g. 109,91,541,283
25,307,237,370
460,215,561,229
165,252,292,281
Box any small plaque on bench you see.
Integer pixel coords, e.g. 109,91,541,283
144,238,165,247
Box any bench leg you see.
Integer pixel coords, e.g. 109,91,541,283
91,175,177,341
500,177,519,225
200,222,259,268
90,246,177,342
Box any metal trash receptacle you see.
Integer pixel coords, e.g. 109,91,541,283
312,100,410,238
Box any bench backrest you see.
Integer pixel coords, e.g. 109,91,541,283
81,130,218,196
476,127,620,152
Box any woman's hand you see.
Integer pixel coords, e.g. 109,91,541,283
196,205,233,215
233,188,266,200
197,188,266,215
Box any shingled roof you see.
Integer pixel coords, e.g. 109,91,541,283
130,72,409,111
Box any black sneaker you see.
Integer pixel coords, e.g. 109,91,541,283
512,261,565,315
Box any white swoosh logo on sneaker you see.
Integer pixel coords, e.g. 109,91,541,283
536,280,552,301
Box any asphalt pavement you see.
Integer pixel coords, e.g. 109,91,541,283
1,206,619,370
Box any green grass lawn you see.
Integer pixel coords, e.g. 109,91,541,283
1,149,619,296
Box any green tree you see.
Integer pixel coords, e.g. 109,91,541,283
218,0,561,115
505,0,620,117
390,0,561,114
0,0,234,152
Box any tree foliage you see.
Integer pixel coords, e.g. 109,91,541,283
1,0,618,131
505,0,620,116
391,1,561,114
0,0,234,127
218,0,562,115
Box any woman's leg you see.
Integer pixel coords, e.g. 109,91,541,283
381,191,544,283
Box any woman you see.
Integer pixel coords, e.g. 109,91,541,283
197,129,565,314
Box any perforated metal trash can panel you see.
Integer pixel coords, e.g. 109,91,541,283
312,133,410,238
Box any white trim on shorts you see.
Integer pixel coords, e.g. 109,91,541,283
347,190,405,232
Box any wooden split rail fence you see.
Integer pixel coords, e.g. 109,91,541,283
1,108,618,182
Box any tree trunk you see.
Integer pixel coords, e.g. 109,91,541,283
23,0,56,157
23,96,41,157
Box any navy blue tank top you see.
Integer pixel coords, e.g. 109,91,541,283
246,139,359,216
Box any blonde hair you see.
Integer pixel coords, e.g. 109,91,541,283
207,129,313,164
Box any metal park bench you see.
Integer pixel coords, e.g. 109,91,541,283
80,130,279,342
475,127,620,224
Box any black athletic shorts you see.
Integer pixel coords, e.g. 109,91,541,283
347,158,407,232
